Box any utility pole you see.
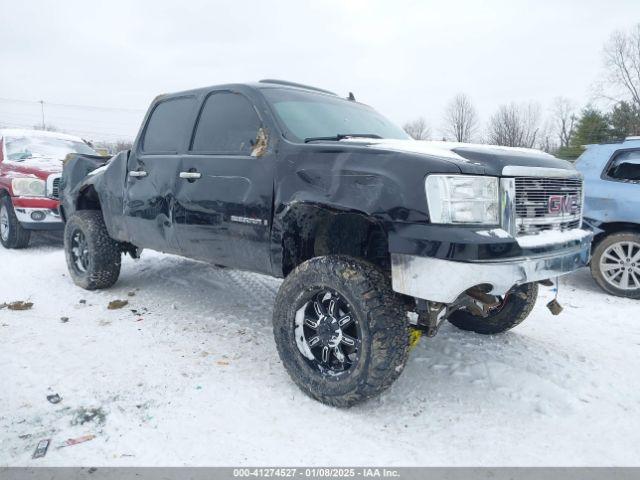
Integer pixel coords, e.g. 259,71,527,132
39,100,45,130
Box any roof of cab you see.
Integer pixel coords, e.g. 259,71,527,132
154,80,339,102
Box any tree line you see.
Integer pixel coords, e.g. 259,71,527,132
403,24,640,160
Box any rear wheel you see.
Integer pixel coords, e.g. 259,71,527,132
448,283,538,335
591,232,640,299
0,196,31,249
64,211,121,290
273,255,409,407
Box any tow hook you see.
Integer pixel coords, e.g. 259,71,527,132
414,299,447,337
545,277,563,315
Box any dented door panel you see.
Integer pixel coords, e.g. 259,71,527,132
123,154,183,254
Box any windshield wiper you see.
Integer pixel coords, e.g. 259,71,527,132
304,133,382,143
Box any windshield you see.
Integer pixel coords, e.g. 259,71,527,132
262,88,410,142
4,135,97,161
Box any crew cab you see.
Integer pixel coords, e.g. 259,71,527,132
61,80,592,407
576,137,640,298
0,128,98,248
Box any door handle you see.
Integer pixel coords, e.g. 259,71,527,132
179,171,202,180
129,170,148,178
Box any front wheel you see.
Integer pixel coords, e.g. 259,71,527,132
272,256,409,408
0,196,31,249
64,211,122,290
448,283,538,335
590,232,640,299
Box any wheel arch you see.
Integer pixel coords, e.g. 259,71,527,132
592,222,640,249
274,202,390,277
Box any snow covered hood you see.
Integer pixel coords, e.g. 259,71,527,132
341,139,576,176
6,156,64,175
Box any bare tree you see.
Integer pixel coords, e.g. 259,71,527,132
402,117,431,140
487,102,541,148
551,97,577,148
537,119,558,153
603,24,640,108
442,93,478,142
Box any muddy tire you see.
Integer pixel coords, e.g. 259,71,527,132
590,232,640,299
272,255,409,408
448,283,538,335
64,211,121,290
0,196,31,249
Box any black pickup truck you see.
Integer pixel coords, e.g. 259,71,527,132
61,80,592,407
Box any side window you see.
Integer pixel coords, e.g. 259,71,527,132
606,149,640,182
142,97,195,153
191,92,260,155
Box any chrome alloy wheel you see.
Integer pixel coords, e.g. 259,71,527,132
294,290,361,377
0,204,9,242
599,240,640,291
70,229,90,274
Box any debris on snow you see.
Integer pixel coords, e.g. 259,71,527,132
107,300,128,310
46,394,62,404
60,317,69,323
57,434,96,449
70,407,106,426
546,299,564,315
3,301,34,311
32,439,50,459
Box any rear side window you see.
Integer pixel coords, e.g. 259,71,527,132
606,149,640,182
142,97,195,153
191,92,260,154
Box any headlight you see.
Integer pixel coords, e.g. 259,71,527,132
425,175,499,224
12,178,46,197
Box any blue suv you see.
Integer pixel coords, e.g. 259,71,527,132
575,138,640,298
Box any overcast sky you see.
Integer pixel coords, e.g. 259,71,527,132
1,0,638,140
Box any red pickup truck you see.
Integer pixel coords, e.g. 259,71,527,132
0,129,98,248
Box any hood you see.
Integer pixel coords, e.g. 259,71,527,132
340,139,576,176
3,156,63,180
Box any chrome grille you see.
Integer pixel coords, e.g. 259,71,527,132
514,176,583,235
47,175,61,199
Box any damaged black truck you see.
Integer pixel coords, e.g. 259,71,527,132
61,80,592,407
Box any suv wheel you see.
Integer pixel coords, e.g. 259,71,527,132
591,232,640,299
64,211,122,290
0,196,31,249
448,282,538,334
272,256,409,408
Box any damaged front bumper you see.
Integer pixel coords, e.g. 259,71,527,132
391,229,592,303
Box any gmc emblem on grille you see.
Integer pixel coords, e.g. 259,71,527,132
548,194,579,214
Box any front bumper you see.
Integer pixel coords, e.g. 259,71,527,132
391,231,592,303
14,206,63,230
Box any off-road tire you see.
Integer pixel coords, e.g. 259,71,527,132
273,255,409,408
448,282,538,335
64,211,121,290
590,232,640,299
0,196,31,249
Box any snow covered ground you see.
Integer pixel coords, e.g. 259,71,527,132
1,232,639,466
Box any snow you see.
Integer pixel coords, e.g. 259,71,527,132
2,233,640,466
476,228,513,239
517,229,592,248
340,138,555,162
0,128,83,142
0,128,86,143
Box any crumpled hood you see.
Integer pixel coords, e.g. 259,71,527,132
341,139,577,176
